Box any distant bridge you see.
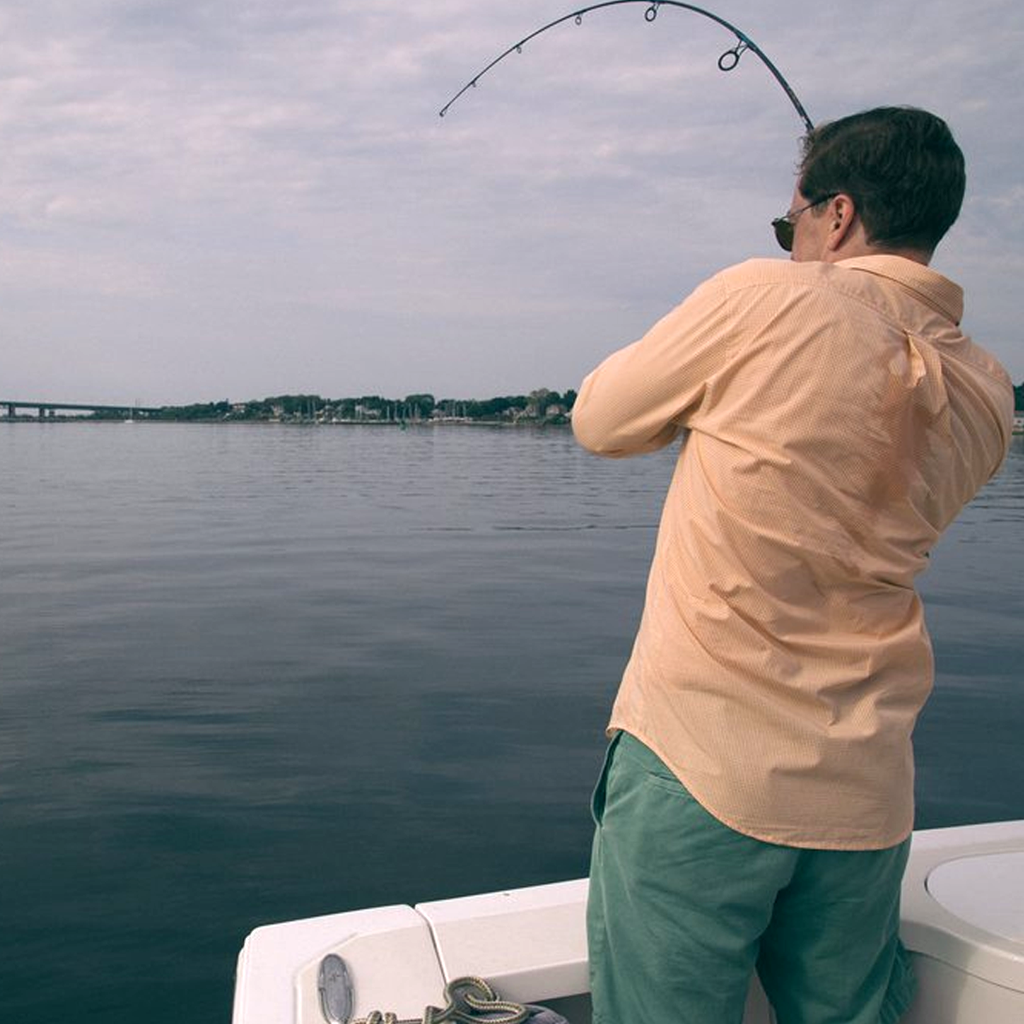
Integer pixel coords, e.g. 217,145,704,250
1,400,163,420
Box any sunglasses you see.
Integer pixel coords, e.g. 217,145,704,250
771,194,837,252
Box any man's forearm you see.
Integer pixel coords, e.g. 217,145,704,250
572,340,685,457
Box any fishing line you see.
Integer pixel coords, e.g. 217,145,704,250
439,1,814,133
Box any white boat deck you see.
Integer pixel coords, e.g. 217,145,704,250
234,819,1024,1024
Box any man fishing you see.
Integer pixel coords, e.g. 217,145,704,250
573,107,1014,1023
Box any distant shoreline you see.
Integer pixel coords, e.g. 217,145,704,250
0,416,573,427
1,389,577,426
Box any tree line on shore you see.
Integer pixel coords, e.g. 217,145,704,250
138,388,579,424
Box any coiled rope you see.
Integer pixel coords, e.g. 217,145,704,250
353,976,530,1024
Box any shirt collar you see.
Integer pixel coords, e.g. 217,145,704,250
838,255,964,325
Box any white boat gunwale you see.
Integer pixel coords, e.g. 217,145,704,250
233,818,1024,1024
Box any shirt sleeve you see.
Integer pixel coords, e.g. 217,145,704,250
571,271,738,457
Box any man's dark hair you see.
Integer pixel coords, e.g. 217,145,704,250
798,106,966,254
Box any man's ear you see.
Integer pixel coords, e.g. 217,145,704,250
825,193,858,252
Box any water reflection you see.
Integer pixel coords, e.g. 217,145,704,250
0,424,1020,1022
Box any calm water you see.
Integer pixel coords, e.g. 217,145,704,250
1,423,1022,1023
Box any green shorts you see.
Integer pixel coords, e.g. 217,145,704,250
587,732,916,1024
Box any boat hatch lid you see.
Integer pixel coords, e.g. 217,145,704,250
900,821,1024,992
927,851,1024,943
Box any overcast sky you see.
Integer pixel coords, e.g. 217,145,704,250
2,0,1022,406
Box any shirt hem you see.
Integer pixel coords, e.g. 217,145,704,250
610,725,913,852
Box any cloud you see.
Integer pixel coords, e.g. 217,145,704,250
1,0,1022,405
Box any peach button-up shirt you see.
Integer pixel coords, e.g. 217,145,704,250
573,255,1013,849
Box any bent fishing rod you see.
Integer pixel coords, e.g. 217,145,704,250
439,1,814,134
